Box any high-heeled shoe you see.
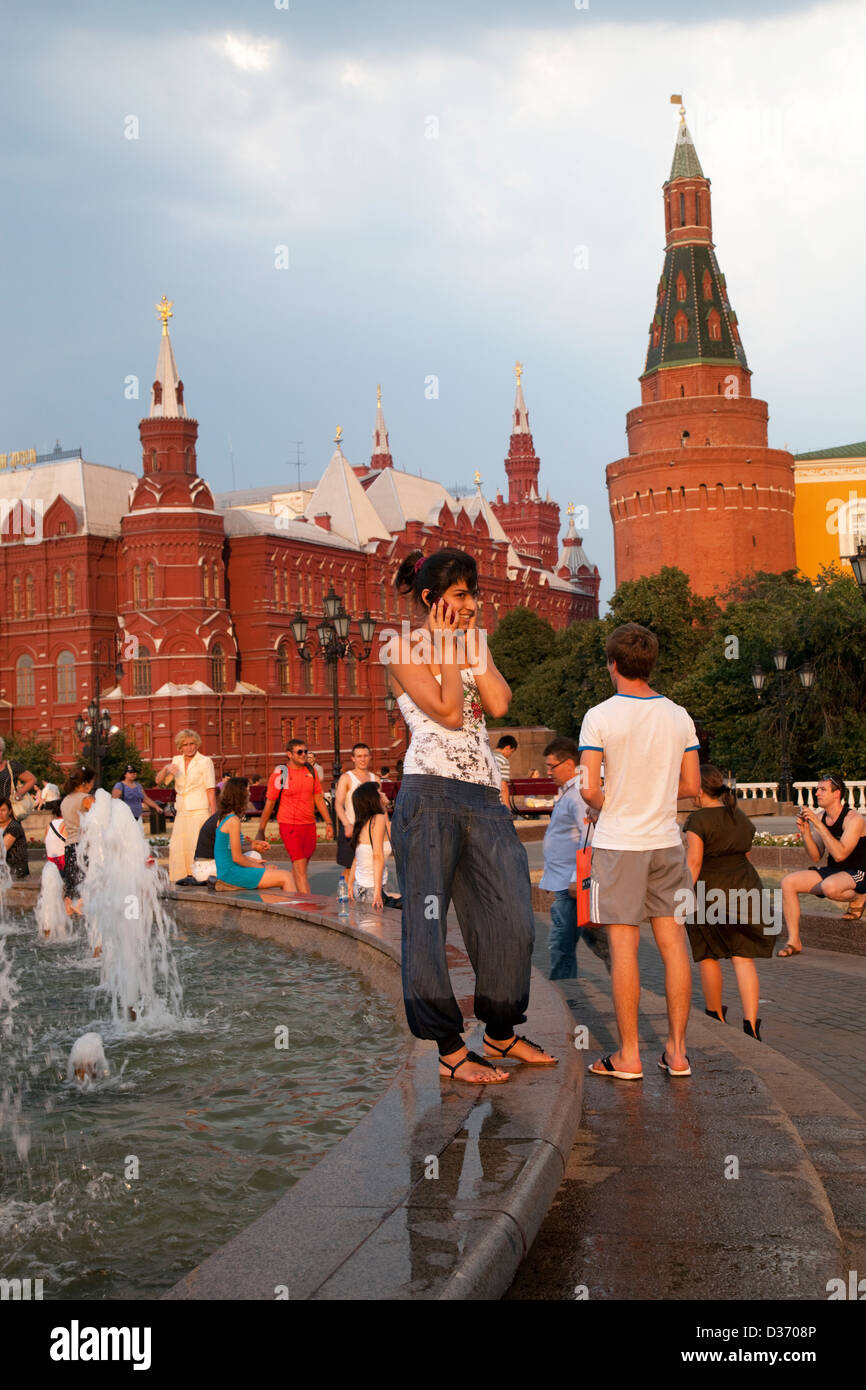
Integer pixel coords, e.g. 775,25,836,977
704,1006,728,1023
743,1018,762,1041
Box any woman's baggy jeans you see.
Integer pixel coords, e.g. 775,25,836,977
391,775,535,1056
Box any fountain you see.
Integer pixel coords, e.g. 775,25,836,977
67,1032,110,1084
78,789,183,1027
34,862,72,942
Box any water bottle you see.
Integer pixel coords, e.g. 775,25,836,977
337,875,350,919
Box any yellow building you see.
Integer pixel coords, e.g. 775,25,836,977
794,441,866,579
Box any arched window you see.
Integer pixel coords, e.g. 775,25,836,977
184,446,192,474
132,566,142,606
132,647,151,696
277,642,291,694
53,571,63,612
302,660,314,696
56,650,76,704
210,643,227,693
203,565,210,603
679,192,686,225
213,565,220,603
346,652,359,694
66,569,75,613
16,654,34,706
707,308,722,341
25,574,34,617
676,272,688,302
282,570,289,610
273,568,279,606
146,563,155,605
702,269,713,300
674,312,688,343
652,322,661,348
12,576,21,619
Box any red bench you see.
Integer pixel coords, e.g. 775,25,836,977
507,778,557,816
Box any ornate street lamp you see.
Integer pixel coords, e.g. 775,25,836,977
845,541,866,597
289,589,376,784
751,653,817,808
74,700,113,787
384,690,397,728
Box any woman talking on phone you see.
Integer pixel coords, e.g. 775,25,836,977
385,548,556,1085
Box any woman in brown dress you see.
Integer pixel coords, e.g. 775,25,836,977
684,765,774,1041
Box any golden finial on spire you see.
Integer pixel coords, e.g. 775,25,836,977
334,426,343,444
567,502,575,517
155,295,174,336
474,470,482,488
376,384,382,409
514,360,524,384
670,94,685,123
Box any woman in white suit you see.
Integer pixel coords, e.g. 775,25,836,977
156,729,216,882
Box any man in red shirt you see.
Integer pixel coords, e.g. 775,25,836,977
257,738,332,893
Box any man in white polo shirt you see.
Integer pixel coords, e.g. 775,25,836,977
579,622,701,1082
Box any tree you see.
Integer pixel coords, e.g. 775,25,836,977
2,735,64,786
488,607,557,694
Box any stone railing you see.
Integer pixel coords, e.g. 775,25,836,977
736,783,779,801
794,781,866,811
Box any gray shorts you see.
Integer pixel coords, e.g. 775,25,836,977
590,845,692,926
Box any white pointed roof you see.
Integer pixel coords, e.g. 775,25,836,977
459,488,522,571
303,442,391,547
150,327,188,418
0,458,135,540
372,387,391,458
512,376,530,435
366,468,454,532
556,514,595,576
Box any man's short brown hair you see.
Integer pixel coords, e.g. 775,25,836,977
605,623,659,680
543,737,580,764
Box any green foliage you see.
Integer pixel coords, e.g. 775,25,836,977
488,607,557,694
506,566,866,781
1,735,64,786
100,732,155,792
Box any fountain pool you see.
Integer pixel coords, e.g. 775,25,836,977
0,909,404,1299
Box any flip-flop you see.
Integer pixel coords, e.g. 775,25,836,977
658,1051,692,1077
777,944,802,957
588,1055,642,1080
483,1034,558,1066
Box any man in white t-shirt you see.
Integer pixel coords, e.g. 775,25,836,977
579,622,701,1082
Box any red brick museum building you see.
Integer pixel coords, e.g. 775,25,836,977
0,315,599,777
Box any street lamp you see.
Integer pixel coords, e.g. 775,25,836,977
751,654,817,807
290,589,376,785
384,691,397,728
74,700,113,787
845,541,866,597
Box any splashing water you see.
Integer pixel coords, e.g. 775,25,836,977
35,862,73,943
78,790,183,1028
67,1032,110,1084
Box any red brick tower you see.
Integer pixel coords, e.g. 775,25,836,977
120,298,235,693
492,362,561,571
606,106,796,596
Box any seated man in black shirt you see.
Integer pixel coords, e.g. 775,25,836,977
181,800,270,885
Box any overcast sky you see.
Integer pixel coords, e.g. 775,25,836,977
2,0,863,601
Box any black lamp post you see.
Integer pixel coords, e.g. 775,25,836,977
751,653,816,806
74,700,113,788
384,691,397,728
845,541,866,599
290,586,376,785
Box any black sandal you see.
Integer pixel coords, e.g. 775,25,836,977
483,1034,557,1066
438,1049,509,1084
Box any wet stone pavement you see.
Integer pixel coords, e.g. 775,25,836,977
505,911,866,1301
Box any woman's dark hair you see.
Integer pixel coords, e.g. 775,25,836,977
0,797,13,818
43,799,62,815
63,766,96,797
218,776,250,819
351,782,385,850
395,548,478,609
699,763,737,818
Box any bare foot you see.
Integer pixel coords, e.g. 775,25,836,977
439,1047,509,1084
